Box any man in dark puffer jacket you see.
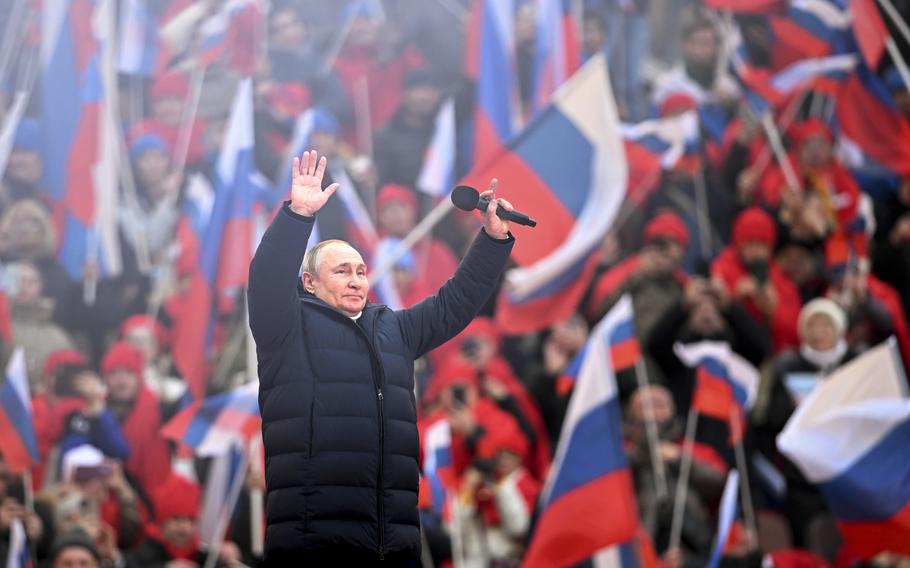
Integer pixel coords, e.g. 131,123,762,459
248,151,516,565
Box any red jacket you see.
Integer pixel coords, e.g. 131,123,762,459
119,387,172,496
712,247,802,351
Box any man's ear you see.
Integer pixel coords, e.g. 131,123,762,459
301,272,316,294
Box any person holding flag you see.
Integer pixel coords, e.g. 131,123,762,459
248,150,516,564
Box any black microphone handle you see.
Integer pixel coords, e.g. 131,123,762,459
476,196,537,227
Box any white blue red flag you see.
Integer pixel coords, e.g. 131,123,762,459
777,338,910,558
161,381,260,457
0,349,38,474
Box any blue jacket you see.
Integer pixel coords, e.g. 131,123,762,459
248,203,514,562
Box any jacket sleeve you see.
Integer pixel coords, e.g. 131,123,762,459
247,202,315,349
396,229,514,358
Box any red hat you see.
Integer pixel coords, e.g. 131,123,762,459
644,211,689,248
151,71,190,102
101,342,145,378
265,82,311,117
121,315,169,349
659,92,698,117
377,184,418,211
476,418,529,460
788,119,833,149
422,358,479,406
765,549,831,568
152,474,200,524
733,207,777,248
458,317,502,350
43,349,88,382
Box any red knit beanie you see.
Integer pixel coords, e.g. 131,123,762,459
422,358,479,406
476,419,529,460
458,317,502,350
153,474,200,524
377,184,418,211
121,315,170,349
101,342,145,378
644,211,690,248
733,207,777,248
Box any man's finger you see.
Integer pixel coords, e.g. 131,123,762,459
315,156,328,182
497,198,515,212
299,151,310,176
324,183,340,199
293,157,300,178
307,151,319,176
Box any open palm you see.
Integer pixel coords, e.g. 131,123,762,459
290,150,339,217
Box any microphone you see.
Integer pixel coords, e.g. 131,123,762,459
450,185,537,228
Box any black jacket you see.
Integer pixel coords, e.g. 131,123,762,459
248,203,513,563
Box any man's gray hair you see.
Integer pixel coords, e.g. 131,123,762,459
301,239,354,276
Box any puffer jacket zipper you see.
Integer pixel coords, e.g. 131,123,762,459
308,301,386,559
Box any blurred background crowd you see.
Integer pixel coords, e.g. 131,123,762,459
0,0,909,566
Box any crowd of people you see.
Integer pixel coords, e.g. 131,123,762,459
0,0,908,566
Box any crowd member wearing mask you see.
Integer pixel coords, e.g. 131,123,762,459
753,299,852,560
712,208,803,351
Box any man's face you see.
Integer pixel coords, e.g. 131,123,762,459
152,97,183,127
135,149,170,193
53,548,99,568
798,135,833,169
105,369,139,404
403,85,441,119
162,517,197,549
582,18,607,56
683,27,718,68
378,201,417,238
629,386,674,428
126,327,158,362
303,243,369,317
738,241,771,265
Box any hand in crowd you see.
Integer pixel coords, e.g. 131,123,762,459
0,497,43,542
481,376,510,401
891,213,910,246
165,560,200,568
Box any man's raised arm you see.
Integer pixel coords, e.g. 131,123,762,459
397,180,516,357
247,151,338,348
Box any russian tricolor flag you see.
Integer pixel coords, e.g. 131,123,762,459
0,349,38,474
171,79,265,399
777,338,910,558
117,0,158,76
836,61,910,176
161,381,260,457
620,111,701,171
523,295,638,567
6,518,33,568
577,527,661,568
531,0,580,115
41,0,123,280
416,98,456,198
465,53,626,335
558,295,640,395
466,0,519,165
673,341,759,439
422,418,454,518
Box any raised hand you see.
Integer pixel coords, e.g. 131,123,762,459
289,150,340,217
479,178,513,240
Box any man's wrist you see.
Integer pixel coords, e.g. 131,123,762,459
284,200,315,220
482,227,512,242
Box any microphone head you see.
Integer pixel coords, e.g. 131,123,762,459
451,185,480,212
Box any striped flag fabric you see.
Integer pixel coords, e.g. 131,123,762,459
170,79,267,399
416,98,456,198
851,0,889,69
522,296,639,567
0,349,38,474
161,381,260,457
531,0,580,115
199,443,247,546
421,417,454,518
707,469,740,568
464,53,626,334
777,338,910,558
6,518,32,568
117,0,158,76
558,295,640,395
674,341,759,440
41,0,123,280
466,0,519,166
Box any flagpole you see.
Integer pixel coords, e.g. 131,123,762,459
729,410,759,551
877,0,910,49
203,445,250,568
759,112,802,194
353,75,374,159
172,65,207,179
369,198,454,282
693,165,713,259
0,0,26,88
884,37,910,98
245,305,264,559
633,359,669,501
668,407,699,552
